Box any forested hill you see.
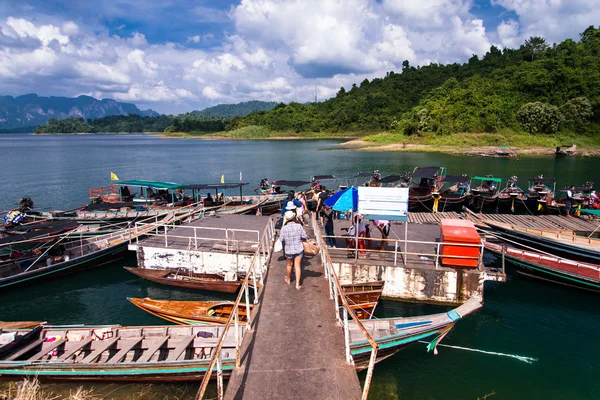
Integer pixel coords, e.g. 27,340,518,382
237,26,600,136
192,101,277,117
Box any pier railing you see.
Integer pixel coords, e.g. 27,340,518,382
131,221,261,253
323,232,485,270
195,216,276,400
311,214,379,400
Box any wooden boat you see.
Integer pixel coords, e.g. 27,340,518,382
484,241,600,292
525,176,556,212
0,321,44,329
350,294,482,369
130,297,379,325
469,175,501,212
481,220,600,264
555,144,576,158
434,174,471,212
0,324,240,382
124,267,246,294
498,176,526,212
341,281,384,304
0,214,177,289
408,166,446,211
0,220,80,258
128,298,252,325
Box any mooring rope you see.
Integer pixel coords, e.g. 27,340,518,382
417,340,538,364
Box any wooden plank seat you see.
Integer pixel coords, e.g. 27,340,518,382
135,336,170,363
81,336,121,363
106,337,144,364
169,335,197,361
56,337,94,361
5,338,45,361
29,339,67,361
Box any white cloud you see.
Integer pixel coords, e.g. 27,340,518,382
493,0,600,44
2,0,600,114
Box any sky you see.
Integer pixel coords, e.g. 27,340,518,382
1,0,599,114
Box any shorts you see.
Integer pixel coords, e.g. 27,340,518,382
285,251,304,260
382,224,390,236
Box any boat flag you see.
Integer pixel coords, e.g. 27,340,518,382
240,171,243,183
221,174,225,184
538,203,542,211
111,172,119,181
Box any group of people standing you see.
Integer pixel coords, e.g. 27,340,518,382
277,187,393,290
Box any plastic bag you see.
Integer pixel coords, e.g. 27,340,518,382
274,238,283,252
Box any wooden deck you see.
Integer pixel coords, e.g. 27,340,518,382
409,211,600,231
223,224,362,400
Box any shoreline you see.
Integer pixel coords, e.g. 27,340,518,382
25,132,600,157
339,139,600,157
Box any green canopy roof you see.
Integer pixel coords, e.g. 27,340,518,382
114,180,184,190
472,176,502,183
580,209,600,216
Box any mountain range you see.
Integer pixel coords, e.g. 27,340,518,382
0,94,158,131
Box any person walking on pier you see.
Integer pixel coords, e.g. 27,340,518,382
565,185,576,216
280,211,308,290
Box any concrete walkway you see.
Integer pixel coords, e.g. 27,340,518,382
224,231,362,400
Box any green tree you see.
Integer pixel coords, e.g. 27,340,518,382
517,102,564,134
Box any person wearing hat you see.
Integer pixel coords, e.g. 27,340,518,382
279,210,308,290
280,191,303,216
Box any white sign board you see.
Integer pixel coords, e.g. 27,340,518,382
357,187,409,221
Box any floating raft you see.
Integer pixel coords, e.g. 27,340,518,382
409,212,600,232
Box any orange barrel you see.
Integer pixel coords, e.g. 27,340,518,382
440,219,481,268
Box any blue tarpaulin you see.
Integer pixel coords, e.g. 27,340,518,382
324,187,358,212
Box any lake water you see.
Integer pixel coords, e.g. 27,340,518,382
1,134,599,399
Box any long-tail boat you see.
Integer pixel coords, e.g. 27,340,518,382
0,221,80,258
408,166,446,211
525,175,556,212
349,295,482,369
498,176,526,212
484,241,600,292
0,324,240,382
129,297,379,325
0,213,179,289
0,321,44,329
481,220,600,264
469,175,501,212
340,281,383,318
124,267,247,293
128,298,251,325
433,174,471,212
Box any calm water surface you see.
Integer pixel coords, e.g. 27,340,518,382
1,134,599,399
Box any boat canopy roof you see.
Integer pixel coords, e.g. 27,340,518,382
444,175,470,183
527,177,556,183
178,183,248,190
311,174,336,180
412,166,442,178
272,180,311,187
379,175,405,183
472,176,502,183
114,180,183,190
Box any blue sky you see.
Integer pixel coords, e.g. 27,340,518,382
0,0,598,114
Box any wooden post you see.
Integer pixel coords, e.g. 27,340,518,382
234,309,240,368
404,222,408,267
343,307,352,363
216,352,224,400
244,284,252,330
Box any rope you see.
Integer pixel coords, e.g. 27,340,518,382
417,340,538,364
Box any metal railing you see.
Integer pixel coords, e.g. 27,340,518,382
323,232,485,270
131,221,261,253
311,214,379,400
195,217,276,400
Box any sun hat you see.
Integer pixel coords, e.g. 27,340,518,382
284,210,296,221
285,201,297,210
